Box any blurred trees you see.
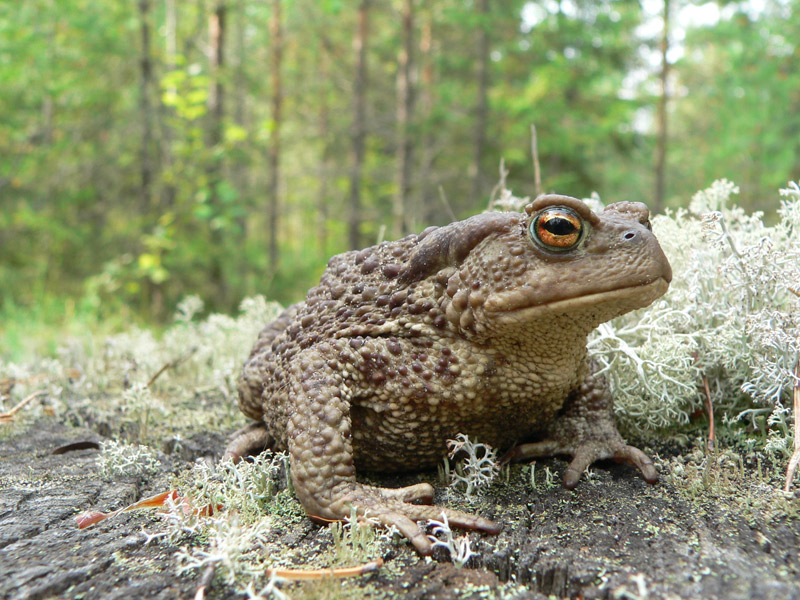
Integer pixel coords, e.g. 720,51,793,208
669,1,800,212
0,0,798,322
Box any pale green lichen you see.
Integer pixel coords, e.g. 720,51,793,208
590,180,800,455
445,433,500,497
328,505,385,566
426,512,477,568
97,439,161,479
140,451,302,596
1,295,281,443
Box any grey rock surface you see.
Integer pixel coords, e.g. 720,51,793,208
1,420,799,599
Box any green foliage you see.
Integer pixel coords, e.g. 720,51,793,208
0,293,133,362
669,3,800,210
494,0,647,197
2,1,797,330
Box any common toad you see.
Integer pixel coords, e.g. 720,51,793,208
227,194,672,554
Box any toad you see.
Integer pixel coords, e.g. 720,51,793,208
226,194,672,554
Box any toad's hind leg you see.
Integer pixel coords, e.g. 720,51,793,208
287,346,500,555
237,302,303,421
507,360,657,489
224,421,274,462
228,303,305,459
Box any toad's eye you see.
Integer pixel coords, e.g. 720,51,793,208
530,207,584,251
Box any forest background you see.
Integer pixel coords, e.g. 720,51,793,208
1,0,798,360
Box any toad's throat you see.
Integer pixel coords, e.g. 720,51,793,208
484,277,670,317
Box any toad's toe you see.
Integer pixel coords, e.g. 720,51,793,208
336,483,500,554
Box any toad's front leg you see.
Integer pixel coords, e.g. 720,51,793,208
506,360,658,489
286,347,500,555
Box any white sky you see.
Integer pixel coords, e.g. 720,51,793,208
520,0,778,131
522,0,772,67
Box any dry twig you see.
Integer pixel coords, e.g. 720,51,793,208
785,286,800,493
784,358,800,493
0,390,46,424
193,558,384,600
488,158,509,209
702,375,716,452
147,347,198,387
438,185,456,222
193,564,217,600
264,557,384,580
531,124,542,198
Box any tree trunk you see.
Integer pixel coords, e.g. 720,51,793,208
207,2,225,151
393,0,415,239
138,0,153,210
267,0,282,271
471,0,489,207
418,7,434,224
165,0,176,70
207,1,227,307
317,48,331,253
234,0,246,130
161,0,177,208
348,0,369,250
654,0,670,214
41,95,53,145
234,0,250,292
233,0,248,218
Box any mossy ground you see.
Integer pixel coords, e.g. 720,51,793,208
2,404,799,600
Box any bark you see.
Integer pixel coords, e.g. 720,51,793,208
348,0,370,250
654,0,670,214
207,2,225,150
393,0,415,239
5,421,800,600
471,0,490,206
267,0,283,271
233,0,250,291
234,0,248,226
39,0,55,146
317,48,331,253
234,0,246,132
531,124,542,198
207,1,228,307
161,0,177,207
418,8,434,224
41,95,53,145
165,0,176,67
138,0,154,209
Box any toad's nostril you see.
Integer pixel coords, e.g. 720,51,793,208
624,231,636,241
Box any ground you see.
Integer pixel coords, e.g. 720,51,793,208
2,419,799,600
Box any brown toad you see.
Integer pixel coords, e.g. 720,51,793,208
227,194,672,554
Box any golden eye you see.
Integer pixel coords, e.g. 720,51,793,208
530,207,584,251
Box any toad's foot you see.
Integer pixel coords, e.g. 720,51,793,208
315,481,500,555
506,434,657,489
505,360,657,489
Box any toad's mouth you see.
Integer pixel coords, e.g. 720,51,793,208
485,277,670,322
